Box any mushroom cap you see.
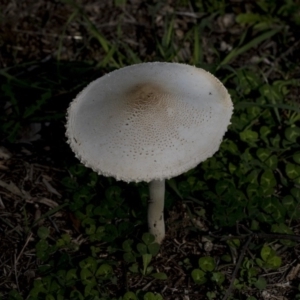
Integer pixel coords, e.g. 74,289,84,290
66,62,233,183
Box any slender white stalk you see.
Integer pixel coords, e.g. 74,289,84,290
148,179,165,244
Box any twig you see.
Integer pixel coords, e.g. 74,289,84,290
48,216,60,233
210,229,300,299
141,279,155,291
11,232,33,291
255,233,300,242
265,40,300,78
0,195,5,208
209,232,300,242
14,250,20,293
222,236,252,300
15,232,33,265
0,179,23,198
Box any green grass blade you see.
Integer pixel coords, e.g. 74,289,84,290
193,25,202,65
96,45,118,68
219,29,280,67
31,203,69,227
163,17,174,47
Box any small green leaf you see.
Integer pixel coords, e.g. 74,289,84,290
260,246,282,269
85,223,96,235
250,219,260,230
286,163,300,180
36,239,48,252
118,221,133,235
272,223,293,235
148,243,160,256
122,240,133,252
256,148,271,161
80,268,94,282
103,224,118,242
222,140,239,155
255,258,264,268
96,264,113,278
261,246,274,262
228,162,237,174
271,134,280,147
265,256,282,269
8,289,24,300
90,226,105,242
285,126,300,142
291,188,300,200
70,290,84,299
66,269,77,282
123,252,136,263
240,130,258,143
142,232,155,245
206,291,217,299
257,211,273,223
215,180,234,196
191,269,207,284
129,263,139,273
146,265,153,275
144,292,163,300
142,254,152,274
227,239,240,248
79,257,97,270
247,183,260,198
137,243,147,255
254,277,267,290
84,282,98,297
293,152,300,164
248,267,258,278
81,217,95,228
37,227,50,239
199,256,215,272
260,126,271,138
265,155,278,169
260,84,281,122
271,223,295,246
105,185,122,200
261,197,284,221
260,170,276,189
123,292,137,300
211,272,225,285
282,195,295,211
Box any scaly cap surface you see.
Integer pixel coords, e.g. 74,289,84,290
66,62,233,182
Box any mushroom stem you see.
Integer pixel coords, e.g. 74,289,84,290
148,179,165,244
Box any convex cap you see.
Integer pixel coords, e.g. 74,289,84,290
66,62,233,182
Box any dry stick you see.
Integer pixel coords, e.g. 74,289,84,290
264,40,300,78
213,232,300,242
15,232,33,264
222,236,253,300
254,233,300,242
11,232,33,293
14,251,20,292
210,230,300,300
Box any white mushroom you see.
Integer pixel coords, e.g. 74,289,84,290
66,62,233,244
